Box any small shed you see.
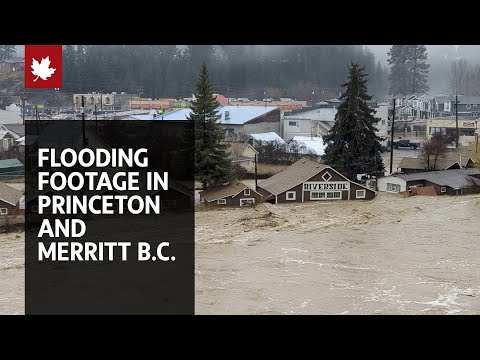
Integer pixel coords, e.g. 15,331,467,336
199,181,263,207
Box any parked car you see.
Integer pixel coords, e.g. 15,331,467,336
392,139,420,149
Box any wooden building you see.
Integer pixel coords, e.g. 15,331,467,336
199,182,263,207
0,182,24,215
398,155,475,174
257,158,376,203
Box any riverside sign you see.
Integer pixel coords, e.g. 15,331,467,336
303,181,350,191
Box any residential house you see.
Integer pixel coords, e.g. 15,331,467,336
0,130,16,152
227,142,258,173
0,182,24,215
283,106,337,141
397,154,475,173
0,57,24,73
158,106,281,140
0,124,25,139
377,168,480,195
257,158,376,203
73,93,136,112
199,181,264,207
430,95,480,119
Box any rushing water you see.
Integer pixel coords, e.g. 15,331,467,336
195,193,480,314
2,193,480,315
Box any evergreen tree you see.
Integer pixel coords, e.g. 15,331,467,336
0,45,16,61
387,45,409,95
408,45,430,93
322,63,385,180
388,45,430,95
188,63,232,189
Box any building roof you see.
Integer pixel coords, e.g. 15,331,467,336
258,158,328,196
1,124,25,137
157,105,279,125
199,181,251,202
284,107,337,122
227,142,258,157
291,136,325,156
250,132,285,144
398,155,475,171
0,182,23,206
458,96,480,105
395,168,480,190
0,129,13,139
0,158,23,169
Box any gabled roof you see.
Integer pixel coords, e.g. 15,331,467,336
291,136,325,156
227,142,258,157
0,183,23,206
457,96,480,105
199,181,254,202
258,158,328,196
395,168,480,190
0,124,25,137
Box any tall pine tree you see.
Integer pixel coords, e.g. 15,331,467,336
322,63,385,180
188,63,232,189
407,45,430,93
388,45,430,95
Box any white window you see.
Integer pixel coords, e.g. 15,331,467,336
286,191,296,200
473,104,478,107
444,102,451,112
240,198,255,206
441,186,446,193
466,104,471,109
265,126,271,131
0,208,7,215
244,188,250,196
387,183,401,192
217,199,226,205
356,190,366,199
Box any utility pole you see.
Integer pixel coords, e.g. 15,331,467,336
455,94,459,148
81,96,87,148
21,92,26,124
389,99,396,174
95,103,98,133
254,153,258,190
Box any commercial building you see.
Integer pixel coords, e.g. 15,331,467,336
257,158,376,203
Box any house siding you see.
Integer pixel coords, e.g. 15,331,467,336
0,199,16,215
272,167,376,203
204,189,263,207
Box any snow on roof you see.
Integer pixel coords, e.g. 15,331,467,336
284,107,337,122
291,136,325,156
156,105,279,125
250,132,285,144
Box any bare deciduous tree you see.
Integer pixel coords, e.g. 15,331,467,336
420,133,450,170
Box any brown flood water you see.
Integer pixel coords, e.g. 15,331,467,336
2,193,480,314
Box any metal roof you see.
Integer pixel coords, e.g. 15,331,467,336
0,158,23,169
199,181,250,202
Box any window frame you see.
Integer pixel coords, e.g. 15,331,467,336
0,208,7,215
217,199,227,205
356,189,366,199
440,186,446,193
286,191,296,200
244,188,251,196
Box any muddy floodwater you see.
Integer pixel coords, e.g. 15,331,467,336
2,193,480,315
195,193,480,314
